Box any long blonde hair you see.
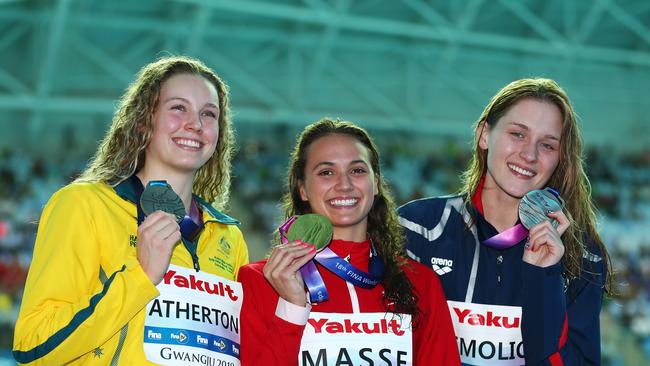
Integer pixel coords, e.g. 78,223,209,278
76,56,234,209
461,78,612,292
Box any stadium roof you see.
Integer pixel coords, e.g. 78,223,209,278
1,0,649,151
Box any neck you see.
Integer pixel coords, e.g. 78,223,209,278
136,167,194,212
332,224,368,243
481,183,520,232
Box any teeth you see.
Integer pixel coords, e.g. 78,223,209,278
175,139,201,148
330,198,358,206
509,164,534,177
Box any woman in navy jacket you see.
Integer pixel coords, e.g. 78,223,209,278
398,78,613,366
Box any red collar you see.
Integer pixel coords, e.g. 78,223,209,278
471,175,486,215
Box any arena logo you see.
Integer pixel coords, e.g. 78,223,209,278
163,270,239,301
430,256,453,276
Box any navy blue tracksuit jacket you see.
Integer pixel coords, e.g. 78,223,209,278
398,194,605,366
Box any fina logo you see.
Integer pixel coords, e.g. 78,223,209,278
431,257,453,276
170,331,189,344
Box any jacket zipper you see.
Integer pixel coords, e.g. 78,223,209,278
496,255,503,285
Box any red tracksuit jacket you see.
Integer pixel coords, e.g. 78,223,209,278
239,239,461,365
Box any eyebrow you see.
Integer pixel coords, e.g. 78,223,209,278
310,159,368,172
163,97,219,109
510,122,560,141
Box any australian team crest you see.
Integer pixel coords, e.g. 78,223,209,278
219,237,231,255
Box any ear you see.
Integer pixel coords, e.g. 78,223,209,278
478,120,489,150
298,181,309,201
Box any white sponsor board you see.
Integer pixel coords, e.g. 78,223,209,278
299,312,413,366
448,300,524,366
144,264,243,366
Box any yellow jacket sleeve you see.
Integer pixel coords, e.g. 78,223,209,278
13,184,159,365
233,229,249,280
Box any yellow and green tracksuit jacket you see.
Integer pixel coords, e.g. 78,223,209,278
13,180,249,365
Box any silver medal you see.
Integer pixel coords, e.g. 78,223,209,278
140,181,186,222
518,188,564,230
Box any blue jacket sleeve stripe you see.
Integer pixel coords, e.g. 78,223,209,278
13,265,127,363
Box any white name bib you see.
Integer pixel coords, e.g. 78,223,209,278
448,300,524,366
144,264,243,366
299,312,413,366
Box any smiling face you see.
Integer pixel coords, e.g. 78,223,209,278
298,133,379,241
144,73,220,176
479,98,562,200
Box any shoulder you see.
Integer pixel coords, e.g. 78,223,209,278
398,194,464,220
399,258,446,306
195,196,241,226
238,259,268,282
400,258,440,288
46,181,111,208
398,195,446,214
55,181,106,197
400,257,430,276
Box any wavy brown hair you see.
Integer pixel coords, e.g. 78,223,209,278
76,55,234,209
282,118,419,319
461,78,612,292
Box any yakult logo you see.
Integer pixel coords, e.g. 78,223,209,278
308,318,406,336
453,307,520,328
162,270,239,301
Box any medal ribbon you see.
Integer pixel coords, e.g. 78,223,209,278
279,217,384,303
472,175,528,250
482,224,529,250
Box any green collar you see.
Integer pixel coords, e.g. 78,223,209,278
114,179,240,226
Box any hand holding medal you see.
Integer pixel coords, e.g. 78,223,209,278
275,214,384,304
267,214,332,305
483,188,569,264
136,181,185,285
263,215,326,307
521,188,570,267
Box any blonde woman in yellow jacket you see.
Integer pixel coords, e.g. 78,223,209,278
13,56,248,365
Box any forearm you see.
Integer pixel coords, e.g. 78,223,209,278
521,262,603,365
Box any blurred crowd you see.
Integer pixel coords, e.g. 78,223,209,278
1,131,649,365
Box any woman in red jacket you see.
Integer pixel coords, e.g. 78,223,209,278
239,118,460,365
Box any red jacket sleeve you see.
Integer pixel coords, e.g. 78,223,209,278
239,262,306,366
406,260,461,365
